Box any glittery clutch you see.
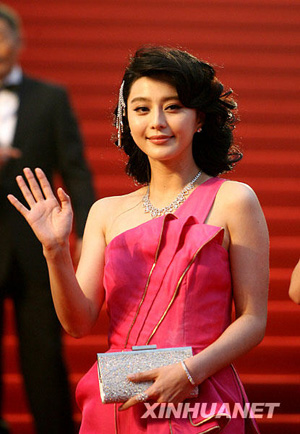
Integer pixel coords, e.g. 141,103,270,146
97,345,198,404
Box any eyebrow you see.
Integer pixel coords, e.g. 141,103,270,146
129,96,179,104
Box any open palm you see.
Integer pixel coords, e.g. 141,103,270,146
7,168,73,249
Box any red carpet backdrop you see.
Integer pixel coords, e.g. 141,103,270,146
2,0,300,432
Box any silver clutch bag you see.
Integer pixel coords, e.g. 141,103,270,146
97,345,198,404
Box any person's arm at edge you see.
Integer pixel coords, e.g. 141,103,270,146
289,259,300,304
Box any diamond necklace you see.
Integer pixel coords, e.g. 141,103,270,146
142,170,202,218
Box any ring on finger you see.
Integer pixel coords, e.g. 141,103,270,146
136,392,149,402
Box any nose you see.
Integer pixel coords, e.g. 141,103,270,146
150,107,167,129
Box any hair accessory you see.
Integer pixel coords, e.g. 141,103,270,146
116,81,126,148
143,170,202,218
136,392,149,402
181,360,196,386
220,89,233,99
219,89,237,109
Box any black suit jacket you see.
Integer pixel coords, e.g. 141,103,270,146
0,75,95,285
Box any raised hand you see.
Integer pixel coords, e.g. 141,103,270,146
7,167,73,251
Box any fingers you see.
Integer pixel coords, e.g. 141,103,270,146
35,168,56,200
7,194,30,219
14,168,58,207
128,368,158,383
57,187,71,211
119,369,158,411
16,173,37,207
119,391,151,411
23,168,45,202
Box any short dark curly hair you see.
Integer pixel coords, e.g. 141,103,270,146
114,46,242,184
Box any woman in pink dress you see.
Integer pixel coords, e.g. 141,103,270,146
8,47,269,433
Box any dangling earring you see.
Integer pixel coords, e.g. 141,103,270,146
197,127,202,133
116,81,126,148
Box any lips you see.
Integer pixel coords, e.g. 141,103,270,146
147,135,173,144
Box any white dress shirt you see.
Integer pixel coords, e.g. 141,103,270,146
0,66,22,148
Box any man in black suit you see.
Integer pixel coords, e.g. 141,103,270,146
0,5,95,433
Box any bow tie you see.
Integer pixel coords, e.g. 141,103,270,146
0,83,20,93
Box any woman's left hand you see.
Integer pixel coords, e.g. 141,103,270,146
119,362,196,411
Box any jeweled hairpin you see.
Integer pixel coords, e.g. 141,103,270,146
116,81,126,148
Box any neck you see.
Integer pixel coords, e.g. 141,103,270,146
146,160,202,208
150,157,199,183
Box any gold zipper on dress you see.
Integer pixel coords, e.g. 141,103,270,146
230,364,261,434
188,411,229,430
146,228,224,344
114,403,118,434
124,215,170,348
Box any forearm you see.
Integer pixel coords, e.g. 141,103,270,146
186,313,266,385
44,243,100,337
289,260,300,304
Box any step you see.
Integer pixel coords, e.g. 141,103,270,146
269,268,294,300
263,207,300,237
265,301,300,336
24,25,300,55
236,151,300,178
269,237,300,268
256,414,300,434
19,31,299,70
240,374,300,415
234,336,300,375
15,1,299,27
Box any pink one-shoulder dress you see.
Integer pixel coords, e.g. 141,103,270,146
76,177,260,433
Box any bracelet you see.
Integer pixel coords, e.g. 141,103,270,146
181,360,196,386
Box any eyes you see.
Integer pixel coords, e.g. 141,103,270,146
133,103,183,114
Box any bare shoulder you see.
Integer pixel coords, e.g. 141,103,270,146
217,180,268,242
91,188,145,215
86,188,146,232
218,180,260,209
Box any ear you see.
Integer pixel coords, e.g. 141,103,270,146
196,111,205,126
195,112,205,132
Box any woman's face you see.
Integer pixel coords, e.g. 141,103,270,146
127,77,201,165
